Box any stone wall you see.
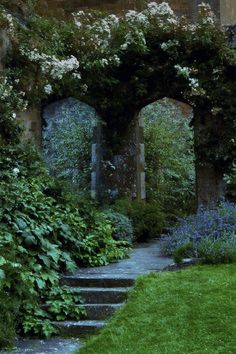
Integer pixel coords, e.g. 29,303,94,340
2,0,234,24
35,0,202,19
0,0,30,19
220,0,236,24
100,115,146,200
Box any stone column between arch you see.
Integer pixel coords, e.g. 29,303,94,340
91,119,103,200
91,114,146,201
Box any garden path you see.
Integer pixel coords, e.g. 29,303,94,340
74,239,173,278
2,241,172,354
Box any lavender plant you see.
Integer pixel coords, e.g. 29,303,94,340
160,201,236,263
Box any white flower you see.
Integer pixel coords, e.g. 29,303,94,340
174,65,191,78
189,78,199,89
20,48,80,81
1,11,15,35
81,84,88,94
120,43,128,50
167,18,178,25
211,107,222,115
161,40,179,51
147,2,174,16
44,84,53,95
125,10,148,25
120,29,146,51
100,58,109,67
198,2,215,25
12,167,20,176
112,54,120,66
72,73,81,80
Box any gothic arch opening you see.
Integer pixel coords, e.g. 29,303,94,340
140,98,195,215
42,97,100,194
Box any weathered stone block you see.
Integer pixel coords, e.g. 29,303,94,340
16,108,42,146
0,29,10,70
220,0,236,24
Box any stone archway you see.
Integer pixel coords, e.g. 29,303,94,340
13,1,235,207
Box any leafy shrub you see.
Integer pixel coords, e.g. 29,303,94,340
0,142,129,348
173,243,194,265
113,199,167,241
198,233,236,264
160,201,236,264
103,210,134,244
0,287,19,349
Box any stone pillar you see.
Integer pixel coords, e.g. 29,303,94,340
96,114,146,201
136,114,146,200
194,111,225,207
195,162,225,207
0,30,11,71
91,120,103,200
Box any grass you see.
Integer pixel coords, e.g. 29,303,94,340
78,265,236,354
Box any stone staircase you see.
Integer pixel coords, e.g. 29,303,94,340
53,275,135,336
6,242,172,354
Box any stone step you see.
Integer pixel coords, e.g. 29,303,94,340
61,275,135,288
80,303,123,320
53,320,106,336
71,287,130,304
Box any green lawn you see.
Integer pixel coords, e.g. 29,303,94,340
78,265,236,354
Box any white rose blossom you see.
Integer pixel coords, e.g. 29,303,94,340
12,168,20,176
1,11,15,35
44,84,53,95
20,48,80,80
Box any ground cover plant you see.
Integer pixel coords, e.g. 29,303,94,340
78,265,236,354
160,201,236,264
113,198,167,241
0,142,129,349
103,209,134,244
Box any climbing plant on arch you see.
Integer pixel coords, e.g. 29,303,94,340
1,1,236,206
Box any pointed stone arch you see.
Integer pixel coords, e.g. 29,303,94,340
42,97,101,195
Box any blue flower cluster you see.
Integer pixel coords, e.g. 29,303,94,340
160,201,236,261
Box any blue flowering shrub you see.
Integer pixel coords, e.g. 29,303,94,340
160,202,236,264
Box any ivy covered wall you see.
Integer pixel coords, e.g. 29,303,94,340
1,1,236,205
